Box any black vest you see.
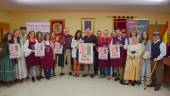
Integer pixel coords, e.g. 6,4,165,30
151,40,162,59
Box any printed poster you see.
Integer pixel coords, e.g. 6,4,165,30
79,43,93,64
9,44,21,59
54,42,63,54
35,43,45,57
98,47,108,60
110,45,120,59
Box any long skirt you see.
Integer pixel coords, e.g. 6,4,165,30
0,56,16,81
124,56,141,81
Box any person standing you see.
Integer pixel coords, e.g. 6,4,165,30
110,30,117,77
82,28,97,78
71,30,83,77
41,33,55,79
36,32,44,79
13,29,28,82
19,27,27,43
124,36,143,86
148,31,167,91
50,32,57,76
24,31,41,82
63,28,73,75
0,33,16,85
141,32,151,83
111,30,126,84
98,30,111,79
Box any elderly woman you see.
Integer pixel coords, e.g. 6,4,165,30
124,36,143,86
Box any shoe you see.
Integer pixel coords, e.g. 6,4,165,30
154,86,160,91
135,81,141,85
107,76,111,80
36,76,41,81
131,82,135,86
90,74,94,78
114,77,120,81
147,83,155,87
82,74,88,77
69,72,72,75
120,80,124,84
32,77,35,82
112,72,116,77
40,76,44,79
59,73,65,76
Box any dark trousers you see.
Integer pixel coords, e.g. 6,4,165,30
44,68,51,78
94,50,98,74
100,67,111,76
151,60,164,87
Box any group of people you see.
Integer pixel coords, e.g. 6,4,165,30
0,27,167,91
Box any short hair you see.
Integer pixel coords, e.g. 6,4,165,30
20,26,26,30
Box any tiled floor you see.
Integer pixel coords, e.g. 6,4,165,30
0,75,170,96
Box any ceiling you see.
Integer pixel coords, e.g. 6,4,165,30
0,0,170,13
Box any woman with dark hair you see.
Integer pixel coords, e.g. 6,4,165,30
13,29,28,82
50,32,56,76
36,32,44,79
41,33,54,79
71,30,83,77
0,32,16,85
24,31,41,82
141,31,151,83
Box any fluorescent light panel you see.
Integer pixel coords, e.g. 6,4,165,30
14,0,167,5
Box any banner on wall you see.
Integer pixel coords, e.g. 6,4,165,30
79,43,93,64
126,19,149,38
26,22,50,32
9,44,21,59
98,47,108,60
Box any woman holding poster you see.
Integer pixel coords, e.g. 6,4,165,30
110,30,126,83
0,33,16,85
50,32,57,76
36,32,44,79
41,33,55,79
24,31,41,82
71,30,83,77
58,34,65,76
13,29,28,82
97,30,111,79
124,36,143,86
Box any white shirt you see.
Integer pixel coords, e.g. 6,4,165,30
154,39,167,60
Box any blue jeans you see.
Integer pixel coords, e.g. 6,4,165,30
44,68,51,78
100,67,110,76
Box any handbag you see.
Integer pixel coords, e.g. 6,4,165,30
163,57,170,66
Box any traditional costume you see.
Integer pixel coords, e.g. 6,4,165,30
14,37,28,80
124,43,143,81
41,41,54,79
24,39,41,81
110,36,126,81
0,42,16,81
98,37,111,77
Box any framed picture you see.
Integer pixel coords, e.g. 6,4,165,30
50,19,65,35
81,18,95,33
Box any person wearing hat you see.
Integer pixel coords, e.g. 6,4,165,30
148,31,167,91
